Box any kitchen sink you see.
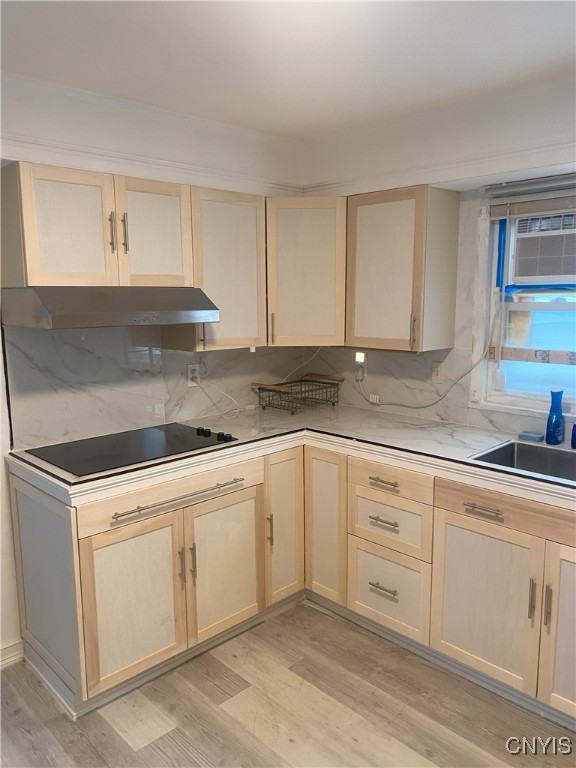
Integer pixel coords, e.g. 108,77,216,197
471,441,576,483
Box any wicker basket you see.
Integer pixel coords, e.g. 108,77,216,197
252,373,343,415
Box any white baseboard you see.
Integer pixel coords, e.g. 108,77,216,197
0,640,24,670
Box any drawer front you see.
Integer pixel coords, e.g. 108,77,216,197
349,483,432,561
76,458,264,538
434,478,575,546
347,535,431,644
348,457,433,505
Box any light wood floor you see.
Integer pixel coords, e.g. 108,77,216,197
2,601,574,768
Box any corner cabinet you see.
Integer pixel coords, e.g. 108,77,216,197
346,185,459,351
1,162,193,288
266,197,346,346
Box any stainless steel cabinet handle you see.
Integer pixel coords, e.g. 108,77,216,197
200,323,206,351
108,211,117,252
111,477,245,521
409,313,416,350
267,514,274,546
463,502,503,520
271,313,276,344
121,212,129,253
528,577,536,619
178,547,185,586
368,581,398,598
543,584,553,627
190,544,197,579
368,475,399,489
368,514,399,529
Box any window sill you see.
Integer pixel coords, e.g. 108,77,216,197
469,398,576,420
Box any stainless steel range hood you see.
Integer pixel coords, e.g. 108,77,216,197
0,287,220,329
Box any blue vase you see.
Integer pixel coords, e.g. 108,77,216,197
546,389,565,445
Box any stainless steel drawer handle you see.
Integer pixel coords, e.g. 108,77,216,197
368,475,399,489
111,477,245,520
271,312,276,344
368,514,399,529
368,581,399,598
463,502,503,520
543,584,553,627
528,577,536,620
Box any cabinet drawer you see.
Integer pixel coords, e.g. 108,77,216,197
348,483,432,561
76,458,264,538
434,478,575,546
347,535,431,644
348,457,433,505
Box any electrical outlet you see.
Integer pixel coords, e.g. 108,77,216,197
187,364,200,387
431,362,444,384
369,393,381,404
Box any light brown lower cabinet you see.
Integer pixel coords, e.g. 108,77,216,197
304,447,347,604
537,542,576,717
265,447,305,605
80,485,265,697
431,507,546,695
347,535,431,643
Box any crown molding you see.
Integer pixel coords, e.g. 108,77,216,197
1,134,304,197
302,140,576,196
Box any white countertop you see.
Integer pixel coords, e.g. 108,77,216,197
9,404,575,498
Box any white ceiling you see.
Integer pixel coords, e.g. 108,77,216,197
1,1,575,139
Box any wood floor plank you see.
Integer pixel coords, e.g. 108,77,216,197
1,675,76,768
137,726,217,768
267,604,576,767
1,663,109,768
142,667,289,767
76,711,159,768
98,688,177,751
290,651,508,768
177,650,251,705
212,633,436,768
221,684,362,768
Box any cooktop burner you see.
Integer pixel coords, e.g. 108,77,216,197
26,423,238,477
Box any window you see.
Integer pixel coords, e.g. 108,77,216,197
479,180,576,415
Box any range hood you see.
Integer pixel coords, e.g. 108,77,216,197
0,286,219,329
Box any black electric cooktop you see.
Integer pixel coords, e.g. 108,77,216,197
26,423,237,477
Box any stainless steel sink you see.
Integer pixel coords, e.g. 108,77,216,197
471,441,576,483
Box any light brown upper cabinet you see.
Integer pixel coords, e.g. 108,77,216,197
1,162,193,287
346,186,460,351
266,197,346,346
113,176,193,286
191,188,266,349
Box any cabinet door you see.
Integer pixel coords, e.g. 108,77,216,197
431,508,545,694
114,177,193,286
346,186,425,351
304,447,347,604
348,535,431,644
190,486,264,644
192,188,266,349
79,511,188,698
265,448,304,605
267,197,346,346
537,543,576,717
18,163,118,286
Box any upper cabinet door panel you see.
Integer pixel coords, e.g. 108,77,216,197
267,197,346,346
192,188,266,349
114,177,193,286
347,186,425,351
346,185,459,352
18,163,118,286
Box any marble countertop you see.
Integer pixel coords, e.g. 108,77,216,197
11,403,575,492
